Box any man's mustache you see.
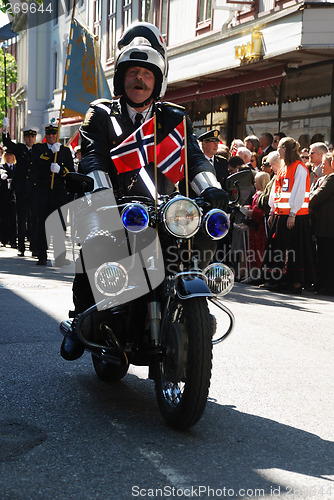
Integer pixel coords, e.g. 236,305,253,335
126,78,150,91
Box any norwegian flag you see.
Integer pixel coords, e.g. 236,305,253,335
67,129,80,155
110,118,155,174
110,117,185,184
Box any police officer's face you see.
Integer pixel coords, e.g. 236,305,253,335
124,66,155,107
202,140,218,158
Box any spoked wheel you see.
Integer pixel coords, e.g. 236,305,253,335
155,297,212,430
92,353,129,382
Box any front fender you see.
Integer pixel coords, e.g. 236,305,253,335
175,274,212,300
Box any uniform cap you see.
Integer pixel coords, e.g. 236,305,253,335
44,123,58,134
198,129,221,142
22,126,39,136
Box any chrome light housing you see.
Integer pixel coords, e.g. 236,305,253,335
161,196,201,238
121,203,149,233
204,263,234,296
203,209,230,240
94,262,128,296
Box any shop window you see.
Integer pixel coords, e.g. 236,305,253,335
184,96,229,142
139,0,169,41
281,64,332,143
122,0,132,30
245,121,280,139
93,0,102,41
107,0,117,61
242,84,280,138
233,0,260,24
280,116,331,147
282,64,332,111
196,0,212,35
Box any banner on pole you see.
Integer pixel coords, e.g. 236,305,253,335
62,18,111,118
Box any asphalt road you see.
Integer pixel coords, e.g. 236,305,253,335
0,246,333,500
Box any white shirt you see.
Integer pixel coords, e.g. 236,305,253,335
127,103,153,125
204,154,214,164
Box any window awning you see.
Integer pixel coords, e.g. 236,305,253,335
164,65,285,104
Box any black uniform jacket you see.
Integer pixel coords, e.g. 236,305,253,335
213,154,229,189
0,163,15,204
30,142,75,205
79,97,215,197
2,133,32,195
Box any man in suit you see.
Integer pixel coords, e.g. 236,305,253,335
2,125,39,256
259,132,274,161
31,123,75,266
198,129,229,189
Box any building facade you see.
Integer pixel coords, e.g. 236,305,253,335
10,0,334,147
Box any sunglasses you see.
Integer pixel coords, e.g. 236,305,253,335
301,156,309,160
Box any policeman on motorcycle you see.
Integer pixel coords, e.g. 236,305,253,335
60,22,228,361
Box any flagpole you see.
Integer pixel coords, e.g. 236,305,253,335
95,38,105,98
182,115,191,258
153,112,158,214
183,115,189,199
153,112,160,260
93,37,99,100
51,0,77,189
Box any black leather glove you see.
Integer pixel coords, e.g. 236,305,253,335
202,187,229,210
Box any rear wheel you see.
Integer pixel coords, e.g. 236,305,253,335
155,297,212,430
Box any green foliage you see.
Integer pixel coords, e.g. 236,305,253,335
0,51,17,126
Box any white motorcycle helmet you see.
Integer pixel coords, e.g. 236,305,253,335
113,22,168,107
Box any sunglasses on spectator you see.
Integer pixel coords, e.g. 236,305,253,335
262,162,271,168
301,155,309,160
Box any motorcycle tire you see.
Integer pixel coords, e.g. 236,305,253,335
91,354,129,382
155,297,212,430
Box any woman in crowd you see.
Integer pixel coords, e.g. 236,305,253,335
264,137,315,293
250,152,261,171
243,171,271,283
309,152,334,295
257,151,282,217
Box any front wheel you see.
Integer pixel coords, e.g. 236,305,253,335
155,297,213,430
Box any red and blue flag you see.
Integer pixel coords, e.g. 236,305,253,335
110,117,185,184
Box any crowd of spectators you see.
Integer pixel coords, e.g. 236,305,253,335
202,130,334,296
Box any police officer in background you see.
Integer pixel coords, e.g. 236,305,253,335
198,129,229,189
2,124,39,256
60,22,228,361
0,147,17,248
31,123,75,266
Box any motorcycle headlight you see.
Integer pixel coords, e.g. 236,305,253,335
94,262,128,296
204,263,234,296
161,196,201,238
203,209,230,240
121,203,149,233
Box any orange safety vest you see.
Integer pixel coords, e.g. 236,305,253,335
274,160,310,215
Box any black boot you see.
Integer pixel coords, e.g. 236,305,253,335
60,319,85,361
